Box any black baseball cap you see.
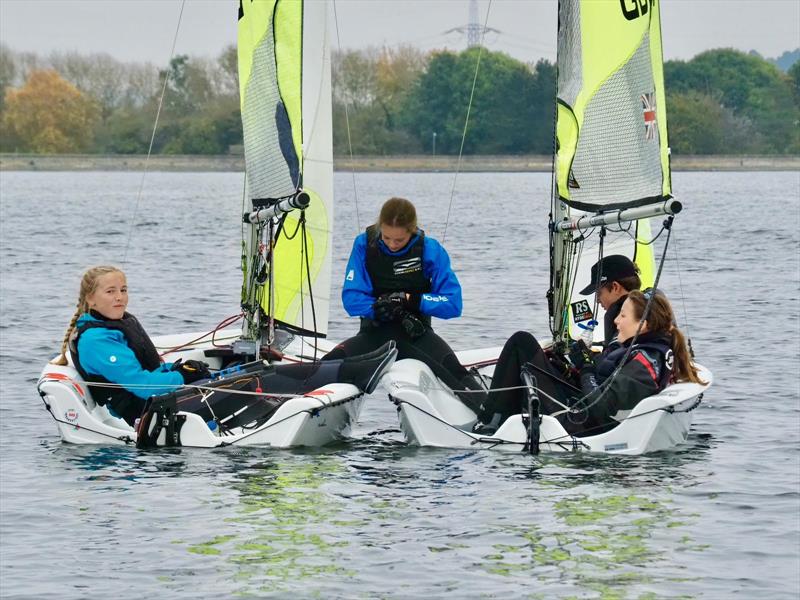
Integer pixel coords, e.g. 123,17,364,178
579,255,638,295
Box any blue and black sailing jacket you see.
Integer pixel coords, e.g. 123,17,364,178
71,311,183,406
341,227,463,322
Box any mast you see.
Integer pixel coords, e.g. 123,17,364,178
548,175,572,347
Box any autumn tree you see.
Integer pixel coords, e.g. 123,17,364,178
0,43,15,113
332,47,426,154
2,69,99,153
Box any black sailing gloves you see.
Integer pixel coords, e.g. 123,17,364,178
171,358,212,384
568,340,596,374
372,292,420,322
372,292,426,339
373,292,408,322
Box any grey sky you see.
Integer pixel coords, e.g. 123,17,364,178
1,0,798,66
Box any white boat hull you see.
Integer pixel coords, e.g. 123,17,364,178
384,351,711,455
38,329,365,448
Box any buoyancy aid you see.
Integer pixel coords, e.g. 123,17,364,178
597,332,673,390
365,225,431,326
70,311,162,409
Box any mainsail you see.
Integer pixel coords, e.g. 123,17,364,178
551,0,674,343
237,0,333,341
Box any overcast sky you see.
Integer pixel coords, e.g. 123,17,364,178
1,0,798,66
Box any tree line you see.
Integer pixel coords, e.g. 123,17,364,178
1,43,797,156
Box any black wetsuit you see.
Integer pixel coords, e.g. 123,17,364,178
481,330,672,436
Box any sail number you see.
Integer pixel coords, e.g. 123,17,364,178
620,0,655,21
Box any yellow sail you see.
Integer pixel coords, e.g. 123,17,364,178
556,0,671,211
238,0,333,337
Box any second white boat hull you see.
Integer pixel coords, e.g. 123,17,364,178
384,354,710,455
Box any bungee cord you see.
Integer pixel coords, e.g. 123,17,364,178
392,380,702,451
76,379,309,400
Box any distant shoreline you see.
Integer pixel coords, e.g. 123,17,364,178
1,153,797,172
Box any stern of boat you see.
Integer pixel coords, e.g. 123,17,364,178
38,364,136,445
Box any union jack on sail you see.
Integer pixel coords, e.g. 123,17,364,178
641,92,657,140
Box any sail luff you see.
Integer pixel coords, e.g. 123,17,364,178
649,0,671,198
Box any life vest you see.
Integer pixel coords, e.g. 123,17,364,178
70,311,162,410
364,225,431,326
597,335,673,390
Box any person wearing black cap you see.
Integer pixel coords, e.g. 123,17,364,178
579,254,641,348
472,289,704,437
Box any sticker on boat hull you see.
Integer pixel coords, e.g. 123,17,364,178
604,442,628,452
64,409,79,423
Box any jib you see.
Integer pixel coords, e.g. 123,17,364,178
620,0,655,21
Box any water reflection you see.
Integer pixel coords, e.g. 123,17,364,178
453,445,714,598
172,451,354,595
50,442,190,481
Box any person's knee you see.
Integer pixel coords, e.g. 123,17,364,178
508,330,536,346
322,346,347,361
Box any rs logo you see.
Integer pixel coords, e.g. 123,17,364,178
620,0,654,21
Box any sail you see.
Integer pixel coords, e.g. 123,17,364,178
238,0,333,337
555,0,671,213
552,0,667,342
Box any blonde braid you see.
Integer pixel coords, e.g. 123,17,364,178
50,266,124,366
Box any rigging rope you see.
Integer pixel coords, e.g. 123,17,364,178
331,0,362,234
441,0,494,244
121,0,186,266
670,230,694,356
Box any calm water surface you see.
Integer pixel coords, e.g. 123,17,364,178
1,170,798,599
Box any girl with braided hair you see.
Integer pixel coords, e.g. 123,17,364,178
53,266,397,429
52,266,208,425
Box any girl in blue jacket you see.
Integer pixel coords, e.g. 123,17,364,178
324,197,484,409
52,266,396,427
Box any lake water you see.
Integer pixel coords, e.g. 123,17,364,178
1,170,798,599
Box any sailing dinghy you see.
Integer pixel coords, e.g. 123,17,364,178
383,0,712,454
38,0,379,448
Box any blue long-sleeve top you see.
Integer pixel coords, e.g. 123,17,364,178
75,313,183,399
342,231,463,321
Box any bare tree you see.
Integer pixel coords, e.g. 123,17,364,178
0,44,16,111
